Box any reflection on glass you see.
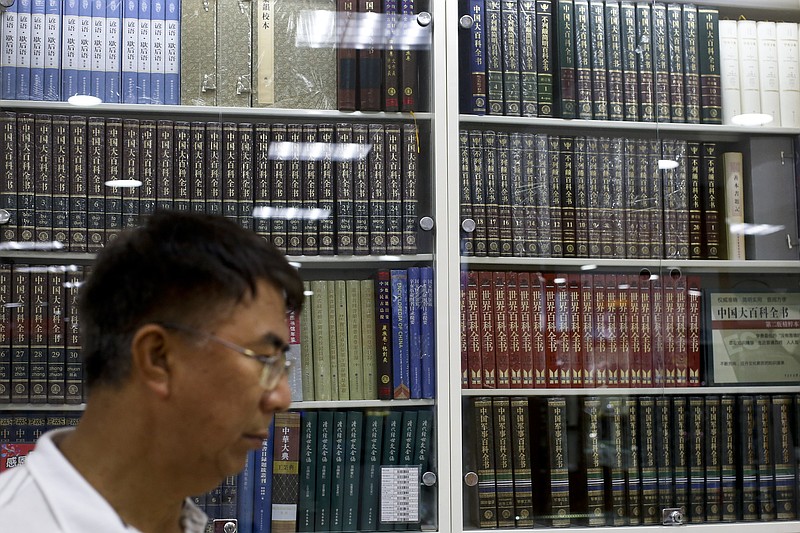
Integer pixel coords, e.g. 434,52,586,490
268,141,372,161
295,10,432,50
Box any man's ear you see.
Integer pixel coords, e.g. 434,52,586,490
130,324,173,398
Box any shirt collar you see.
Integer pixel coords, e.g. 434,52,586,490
27,428,209,533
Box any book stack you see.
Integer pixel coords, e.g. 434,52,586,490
459,130,729,260
461,270,703,389
465,393,799,528
0,111,422,256
459,0,721,124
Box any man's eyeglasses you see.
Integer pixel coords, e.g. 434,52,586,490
157,322,292,391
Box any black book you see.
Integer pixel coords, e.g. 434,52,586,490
253,123,271,241
189,121,206,215
237,123,254,231
51,115,70,248
755,395,776,521
302,124,320,255
0,112,17,244
738,395,759,521
204,121,223,219
156,120,174,214
720,395,738,521
270,123,289,253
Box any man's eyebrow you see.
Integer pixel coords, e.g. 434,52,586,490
261,332,290,352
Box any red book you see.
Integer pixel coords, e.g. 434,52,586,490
530,273,547,388
686,276,702,386
555,274,571,387
639,273,654,387
506,272,524,388
478,271,497,388
466,270,483,388
568,274,584,388
674,274,689,387
627,274,642,387
617,275,631,388
663,275,677,387
493,271,511,388
580,273,596,388
460,270,469,388
517,272,535,388
0,443,35,472
544,274,560,388
593,274,608,387
650,274,666,388
605,274,619,388
375,269,393,399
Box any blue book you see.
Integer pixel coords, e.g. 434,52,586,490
121,0,137,103
148,0,164,103
297,411,318,532
420,266,435,399
253,419,274,533
163,0,178,104
43,0,60,100
105,0,122,102
407,266,422,399
390,269,410,400
236,449,256,533
15,0,32,99
60,0,79,98
29,0,45,100
1,0,18,99
136,0,150,103
77,0,91,96
90,0,105,100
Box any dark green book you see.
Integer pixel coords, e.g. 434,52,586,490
533,133,552,257
500,0,521,115
318,124,336,255
64,267,84,404
0,264,11,403
672,396,689,520
496,132,513,256
639,396,658,524
482,130,500,257
521,133,539,256
401,123,418,255
588,0,608,119
666,3,686,122
536,0,555,116
604,0,624,120
297,411,318,532
556,0,576,118
697,6,721,124
581,396,605,526
414,409,435,530
302,124,320,255
394,409,419,530
547,396,570,527
738,395,759,521
604,397,626,525
559,136,577,257
720,395,738,521
342,411,364,532
548,135,563,257
705,395,722,522
620,1,639,120
687,142,703,258
378,410,404,531
33,114,53,247
509,398,534,527
655,396,674,512
518,0,538,116
625,397,641,525
286,123,305,256
492,398,515,528
473,397,497,527
509,133,526,257
755,395,776,521
0,112,17,245
772,396,797,520
359,410,386,531
485,0,504,115
314,410,335,531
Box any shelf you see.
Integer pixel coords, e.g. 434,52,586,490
461,385,800,397
290,399,436,409
461,257,800,273
0,250,435,267
464,522,800,533
0,404,86,411
459,114,800,141
0,100,432,122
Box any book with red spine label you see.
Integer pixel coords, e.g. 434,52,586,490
493,270,510,388
517,271,535,388
478,270,497,388
543,274,560,387
604,274,620,387
592,273,608,387
686,275,701,386
579,273,595,388
506,271,523,388
555,274,571,387
466,270,482,388
567,274,583,388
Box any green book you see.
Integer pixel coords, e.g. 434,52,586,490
342,411,364,532
394,409,419,530
500,0,521,115
581,397,605,526
329,410,348,531
300,281,315,401
485,0,504,115
359,410,387,531
738,395,758,521
472,397,497,528
556,0,576,118
705,395,722,521
310,280,332,401
334,280,350,400
297,411,318,532
536,0,555,116
492,398,515,528
720,395,738,521
314,410,335,531
378,410,404,531
414,409,436,530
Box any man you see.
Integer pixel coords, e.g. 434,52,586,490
0,211,304,532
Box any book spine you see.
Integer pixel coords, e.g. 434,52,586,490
517,272,535,388
737,20,760,115
682,4,700,123
377,410,403,531
536,0,554,116
10,266,29,403
509,397,534,526
401,123,418,254
147,0,163,103
548,135,563,257
136,0,152,104
88,0,104,100
0,112,16,244
496,132,513,256
518,0,537,116
368,123,387,254
352,123,370,255
556,0,576,118
309,280,332,401
317,124,335,254
738,395,758,521
625,397,641,524
336,0,357,110
46,275,65,404
270,412,301,533
399,0,418,111
582,396,605,525
15,114,34,244
579,273,594,387
687,396,705,522
655,396,674,512
407,267,422,398
469,130,487,256
465,0,488,114
719,395,737,521
605,0,623,120
385,124,403,254
297,411,318,532
620,1,638,120
757,21,781,125
33,114,52,248
236,122,253,230
357,0,382,110
651,3,670,122
345,280,365,400
723,151,745,260
755,395,776,520
84,116,103,250
122,117,140,228
252,123,271,240
325,280,340,401
203,121,222,218
573,0,592,119
220,122,238,223
333,280,350,401
302,124,319,255
491,271,509,388
473,397,498,527
43,0,60,100
28,270,47,403
606,396,626,525
155,119,174,212
16,0,32,100
390,269,410,399
375,270,393,399
485,0,503,115
64,266,83,403
360,279,378,400
298,282,314,401
0,265,10,402
163,0,178,104
483,130,500,256
499,0,520,115
639,396,658,523
342,410,364,531
270,123,289,251
635,2,654,121
139,120,155,216
695,6,721,123
666,3,685,122
506,272,522,388
313,410,334,530
491,397,515,527
383,0,399,111
358,410,385,530
29,0,44,100
588,0,608,120
1,0,19,99
772,395,796,520
172,121,190,214
509,133,525,256
287,124,306,255
533,133,551,256
705,395,722,521
777,22,800,127
548,396,570,526
672,396,689,520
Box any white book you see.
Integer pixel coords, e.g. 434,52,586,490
756,21,780,126
737,19,761,116
1,0,18,99
77,0,92,95
90,0,106,100
60,0,79,97
136,0,150,103
15,0,32,99
43,0,61,100
777,22,800,128
149,0,164,104
105,0,122,102
121,0,137,103
718,19,741,124
29,0,45,100
723,151,746,261
163,0,178,104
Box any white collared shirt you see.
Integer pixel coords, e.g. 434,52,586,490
0,427,209,533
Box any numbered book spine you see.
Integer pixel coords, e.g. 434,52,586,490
499,0,520,115
358,410,385,531
518,0,537,116
755,395,776,520
556,0,576,118
399,0,417,111
478,270,497,388
509,397,533,526
301,124,319,255
605,0,623,120
29,270,47,403
33,114,52,248
333,280,350,401
492,271,510,388
271,411,301,533
383,0,399,111
104,117,123,243
155,119,173,212
463,0,487,114
270,123,288,252
10,266,29,403
491,397,515,527
588,0,608,120
635,2,654,120
121,0,137,103
620,1,638,120
368,123,387,254
484,0,503,115
639,396,658,523
772,395,797,520
1,0,18,99
64,267,83,403
385,124,403,254
473,397,497,527
352,123,370,255
286,124,304,255
666,3,685,122
738,395,759,521
651,3,670,122
581,396,605,525
573,0,592,119
719,395,737,521
29,0,45,100
401,123,418,254
682,4,700,123
85,115,104,250
536,0,554,116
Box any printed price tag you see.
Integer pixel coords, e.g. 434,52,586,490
379,465,421,523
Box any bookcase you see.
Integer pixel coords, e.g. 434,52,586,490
3,0,800,531
0,0,454,532
446,0,800,531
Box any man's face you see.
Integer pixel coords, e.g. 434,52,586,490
166,279,292,487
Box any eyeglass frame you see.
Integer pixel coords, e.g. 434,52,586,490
156,321,292,391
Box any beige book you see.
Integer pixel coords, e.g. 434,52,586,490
723,151,746,260
737,19,761,116
360,279,378,400
756,21,781,125
309,279,332,400
777,22,800,127
300,281,315,401
345,279,364,400
718,19,741,124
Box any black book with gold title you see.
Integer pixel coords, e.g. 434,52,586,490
302,124,320,255
697,6,721,124
509,397,534,527
620,1,639,120
518,0,538,116
253,123,271,241
485,0,504,115
367,123,386,254
402,123,418,254
755,395,776,521
270,123,289,253
16,114,35,245
237,123,254,231
353,123,371,255
0,112,17,244
681,4,700,123
738,395,759,521
720,395,737,521
483,130,501,256
588,0,609,120
156,120,174,214
536,0,555,117
605,0,624,120
51,115,70,248
385,124,403,254
652,2,671,122
635,2,654,121
556,0,577,118
287,123,305,256
496,132,513,256
666,3,686,122
501,0,521,115
221,122,239,223
573,0,592,119
68,116,88,252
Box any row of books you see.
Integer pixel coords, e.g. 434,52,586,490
466,394,800,528
295,268,435,403
0,407,436,533
0,264,436,404
459,0,722,123
0,112,422,256
460,270,703,390
459,130,732,260
719,19,800,128
0,0,180,104
0,0,425,111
